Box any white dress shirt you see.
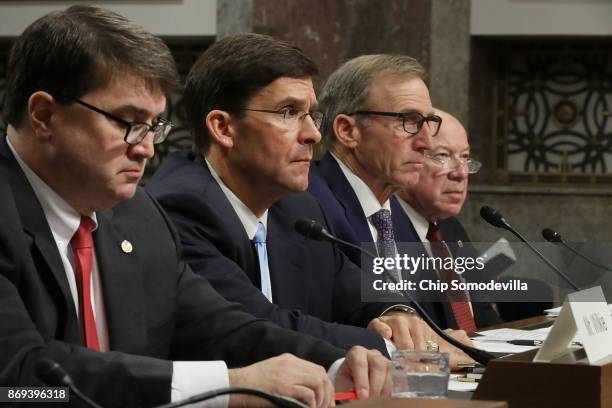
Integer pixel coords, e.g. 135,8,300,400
331,153,392,243
8,138,228,408
395,196,474,314
330,154,401,354
205,157,346,381
205,159,271,301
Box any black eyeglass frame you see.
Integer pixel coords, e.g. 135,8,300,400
67,97,172,145
223,107,324,130
346,110,442,137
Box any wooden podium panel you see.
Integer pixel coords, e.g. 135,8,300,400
345,397,507,408
474,349,612,408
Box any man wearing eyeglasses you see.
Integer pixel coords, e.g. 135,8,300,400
395,110,502,329
0,7,390,407
147,33,445,365
308,55,475,364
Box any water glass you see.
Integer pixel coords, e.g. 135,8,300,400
391,350,450,399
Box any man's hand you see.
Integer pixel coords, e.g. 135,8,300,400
440,329,475,369
228,353,334,407
367,312,475,370
334,346,391,400
367,311,431,349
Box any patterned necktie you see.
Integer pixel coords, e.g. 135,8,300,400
426,222,477,333
252,221,273,302
370,209,401,282
70,216,100,350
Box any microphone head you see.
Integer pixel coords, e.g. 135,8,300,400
480,205,511,230
36,358,73,387
542,228,563,243
294,218,326,241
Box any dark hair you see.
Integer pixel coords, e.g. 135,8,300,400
184,33,318,153
2,4,180,127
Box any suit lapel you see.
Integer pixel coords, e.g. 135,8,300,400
266,202,309,307
318,154,373,243
196,156,260,283
1,137,80,340
94,209,146,352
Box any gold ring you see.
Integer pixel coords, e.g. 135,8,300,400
425,340,439,352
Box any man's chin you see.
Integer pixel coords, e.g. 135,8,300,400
114,184,139,201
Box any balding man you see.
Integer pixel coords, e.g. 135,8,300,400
396,110,501,329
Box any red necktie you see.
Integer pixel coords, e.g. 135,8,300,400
426,222,477,333
71,216,100,351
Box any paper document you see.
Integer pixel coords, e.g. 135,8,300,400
473,327,582,354
475,327,551,341
448,374,478,392
545,303,612,317
471,339,537,354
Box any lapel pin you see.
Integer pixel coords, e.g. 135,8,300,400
121,240,133,254
458,240,464,248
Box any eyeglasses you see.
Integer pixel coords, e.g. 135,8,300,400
227,107,324,130
68,97,173,145
424,152,482,174
346,110,442,137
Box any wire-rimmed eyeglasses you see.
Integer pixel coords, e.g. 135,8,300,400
424,152,482,174
225,107,324,130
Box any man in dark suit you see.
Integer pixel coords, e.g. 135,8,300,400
147,33,448,361
307,55,475,366
0,6,388,407
395,110,501,328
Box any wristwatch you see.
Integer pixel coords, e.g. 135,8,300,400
381,304,417,316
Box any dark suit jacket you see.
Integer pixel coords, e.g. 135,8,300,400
308,153,500,329
0,138,344,408
438,217,503,327
146,151,391,355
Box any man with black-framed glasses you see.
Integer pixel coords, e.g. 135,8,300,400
0,6,391,407
396,110,501,330
147,29,435,362
67,96,173,144
308,54,476,368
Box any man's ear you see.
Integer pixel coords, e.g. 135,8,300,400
333,114,360,148
206,110,235,149
27,91,55,140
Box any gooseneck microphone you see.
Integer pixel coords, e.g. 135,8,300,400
36,358,103,408
155,387,308,408
294,218,377,259
480,206,579,291
543,228,612,273
36,359,307,408
294,218,495,365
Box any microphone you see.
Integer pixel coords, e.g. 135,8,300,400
294,218,377,259
36,358,103,408
480,206,579,291
294,218,495,365
543,227,612,273
155,387,308,408
35,359,306,408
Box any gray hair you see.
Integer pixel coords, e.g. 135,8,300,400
319,54,425,149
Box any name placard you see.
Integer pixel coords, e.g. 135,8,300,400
534,286,612,363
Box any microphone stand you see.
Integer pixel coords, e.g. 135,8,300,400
294,218,495,365
479,207,579,291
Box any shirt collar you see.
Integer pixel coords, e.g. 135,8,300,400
395,195,430,242
205,158,268,240
7,137,98,246
330,152,391,218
